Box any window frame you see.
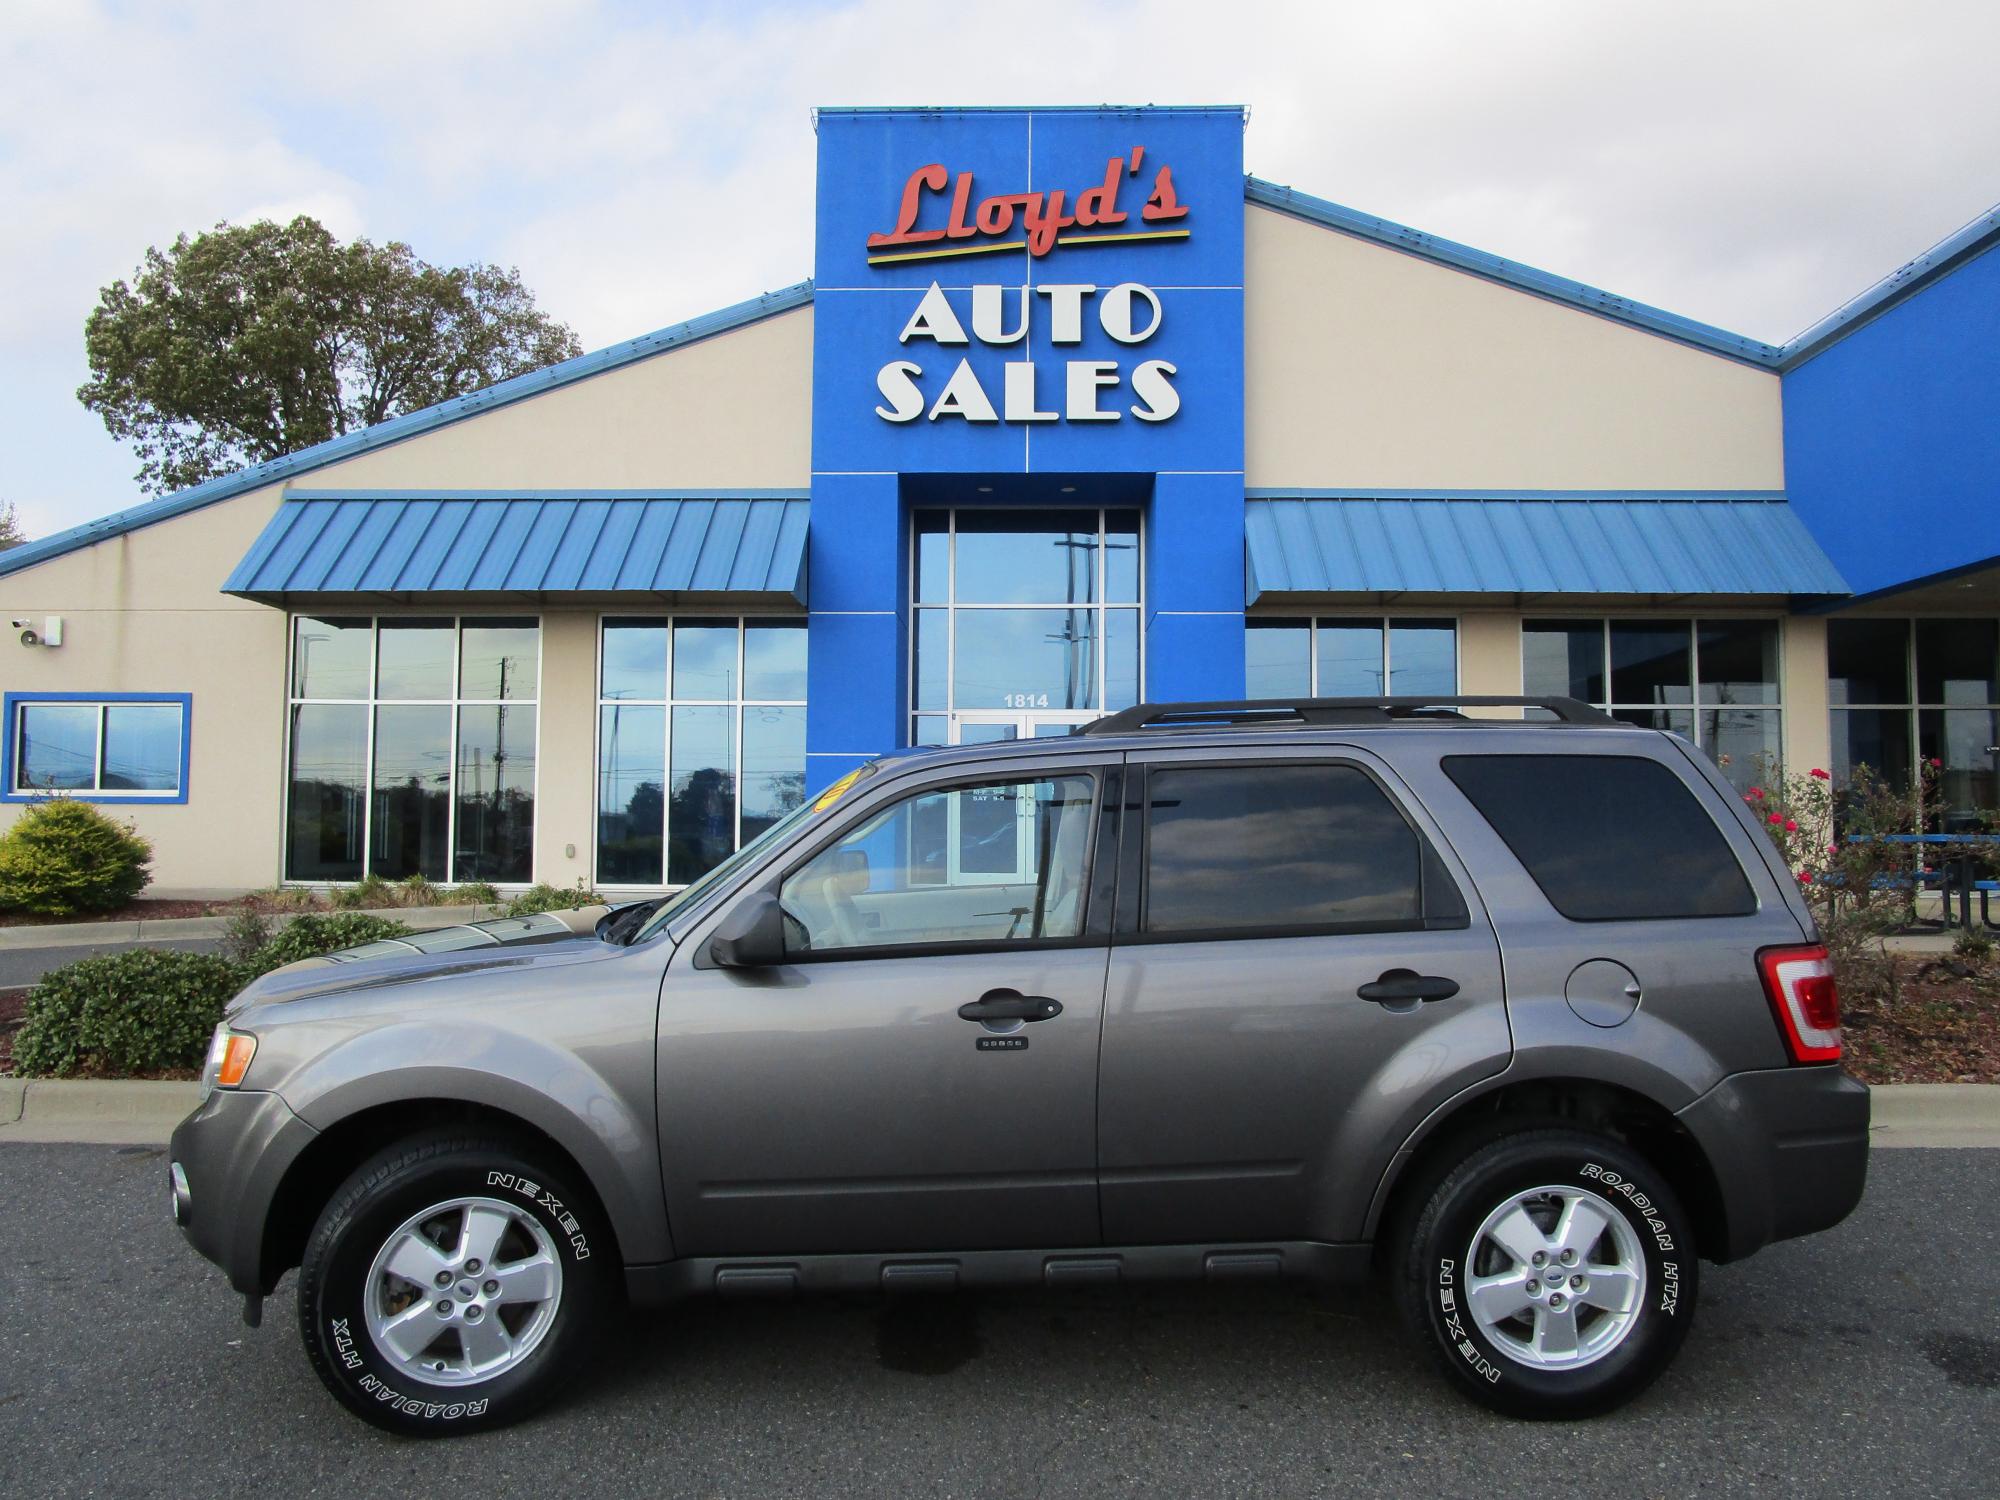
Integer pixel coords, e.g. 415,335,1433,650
593,612,809,890
762,762,1115,965
1828,616,2000,819
3,691,193,804
282,613,542,886
1520,615,1785,786
1243,614,1463,699
909,506,1146,744
1115,755,1469,947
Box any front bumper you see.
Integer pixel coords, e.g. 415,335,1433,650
167,1088,319,1296
1676,1066,1870,1262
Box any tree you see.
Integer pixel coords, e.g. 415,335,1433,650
78,217,584,495
0,500,23,551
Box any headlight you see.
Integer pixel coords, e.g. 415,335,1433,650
200,1024,258,1098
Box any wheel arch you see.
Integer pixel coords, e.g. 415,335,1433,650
1365,1075,1730,1266
260,1092,656,1294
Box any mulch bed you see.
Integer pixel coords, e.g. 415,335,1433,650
1843,953,2000,1084
0,897,230,927
0,986,25,1074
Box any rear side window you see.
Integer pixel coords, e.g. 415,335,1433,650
1442,754,1755,921
1141,762,1466,937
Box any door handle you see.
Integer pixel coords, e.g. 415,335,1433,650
1358,969,1461,1005
958,988,1063,1023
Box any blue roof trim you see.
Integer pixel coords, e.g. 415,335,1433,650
1778,202,2000,371
1245,487,1790,503
815,104,1246,117
0,281,816,581
1245,495,1849,600
1245,178,1786,368
224,496,810,602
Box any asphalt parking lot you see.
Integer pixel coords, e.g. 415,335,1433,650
0,1143,1993,1499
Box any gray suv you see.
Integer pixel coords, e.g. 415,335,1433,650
169,696,1869,1433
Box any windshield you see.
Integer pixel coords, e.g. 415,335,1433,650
625,764,877,944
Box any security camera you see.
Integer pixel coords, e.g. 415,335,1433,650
8,619,28,629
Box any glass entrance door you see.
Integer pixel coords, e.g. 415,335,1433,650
947,710,1097,745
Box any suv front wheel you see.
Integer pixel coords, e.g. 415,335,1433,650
1396,1129,1698,1418
297,1132,615,1434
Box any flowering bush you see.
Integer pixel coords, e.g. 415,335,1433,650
1750,759,1941,1004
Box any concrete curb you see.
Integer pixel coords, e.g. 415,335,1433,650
0,1078,203,1145
0,904,506,951
0,1077,1995,1149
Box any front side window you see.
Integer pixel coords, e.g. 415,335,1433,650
1523,618,1781,796
780,774,1095,954
1243,618,1458,700
6,695,189,801
597,616,807,886
285,615,538,884
1141,762,1461,937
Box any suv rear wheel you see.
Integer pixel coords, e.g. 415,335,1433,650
297,1132,614,1434
1395,1129,1697,1418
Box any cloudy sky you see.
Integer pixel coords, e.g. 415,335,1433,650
5,0,1997,537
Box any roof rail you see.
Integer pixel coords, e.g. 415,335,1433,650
1076,696,1618,735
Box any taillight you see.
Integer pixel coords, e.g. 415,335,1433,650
1757,945,1842,1064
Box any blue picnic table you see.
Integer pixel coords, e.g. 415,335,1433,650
1846,833,2000,930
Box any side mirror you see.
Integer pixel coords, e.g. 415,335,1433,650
708,889,787,969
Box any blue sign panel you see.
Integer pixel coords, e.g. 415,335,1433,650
806,107,1248,787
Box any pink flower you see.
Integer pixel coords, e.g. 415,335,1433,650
1768,812,1783,825
1929,757,1944,769
1827,844,1839,856
1785,819,1798,832
1749,787,1765,799
1798,870,1814,884
1809,768,1831,781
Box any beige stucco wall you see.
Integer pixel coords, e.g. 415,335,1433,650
0,481,291,892
0,309,815,894
1244,205,1784,490
309,306,812,491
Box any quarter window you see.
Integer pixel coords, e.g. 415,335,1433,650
597,616,807,887
1140,763,1461,936
5,695,189,801
285,616,537,884
1444,754,1756,921
780,774,1096,954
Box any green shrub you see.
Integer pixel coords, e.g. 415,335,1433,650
241,912,409,977
396,874,439,906
444,881,500,906
332,873,396,910
11,949,244,1077
219,907,274,965
503,881,604,917
0,800,154,916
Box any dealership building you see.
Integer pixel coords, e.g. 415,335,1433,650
2,105,1996,895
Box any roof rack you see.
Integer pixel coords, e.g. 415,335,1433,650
1076,696,1618,736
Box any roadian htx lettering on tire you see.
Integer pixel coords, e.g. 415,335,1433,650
1396,1129,1698,1419
297,1132,613,1435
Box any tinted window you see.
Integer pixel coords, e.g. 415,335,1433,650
781,775,1095,953
1142,764,1435,935
1444,755,1755,920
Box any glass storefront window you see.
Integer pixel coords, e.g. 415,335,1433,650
11,699,186,795
285,616,539,884
1524,618,1781,794
1243,617,1461,700
1829,617,2000,826
912,508,1142,739
595,616,807,886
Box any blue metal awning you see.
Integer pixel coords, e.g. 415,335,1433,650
1245,494,1850,600
223,493,809,603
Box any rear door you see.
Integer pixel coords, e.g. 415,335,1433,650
1097,742,1510,1245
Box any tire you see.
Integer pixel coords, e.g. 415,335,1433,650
1394,1128,1698,1419
297,1132,614,1435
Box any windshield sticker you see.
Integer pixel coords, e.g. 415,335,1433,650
813,768,865,812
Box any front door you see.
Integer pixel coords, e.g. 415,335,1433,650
655,760,1116,1257
948,709,1098,744
1097,744,1511,1246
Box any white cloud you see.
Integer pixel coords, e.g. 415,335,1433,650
5,0,1999,532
